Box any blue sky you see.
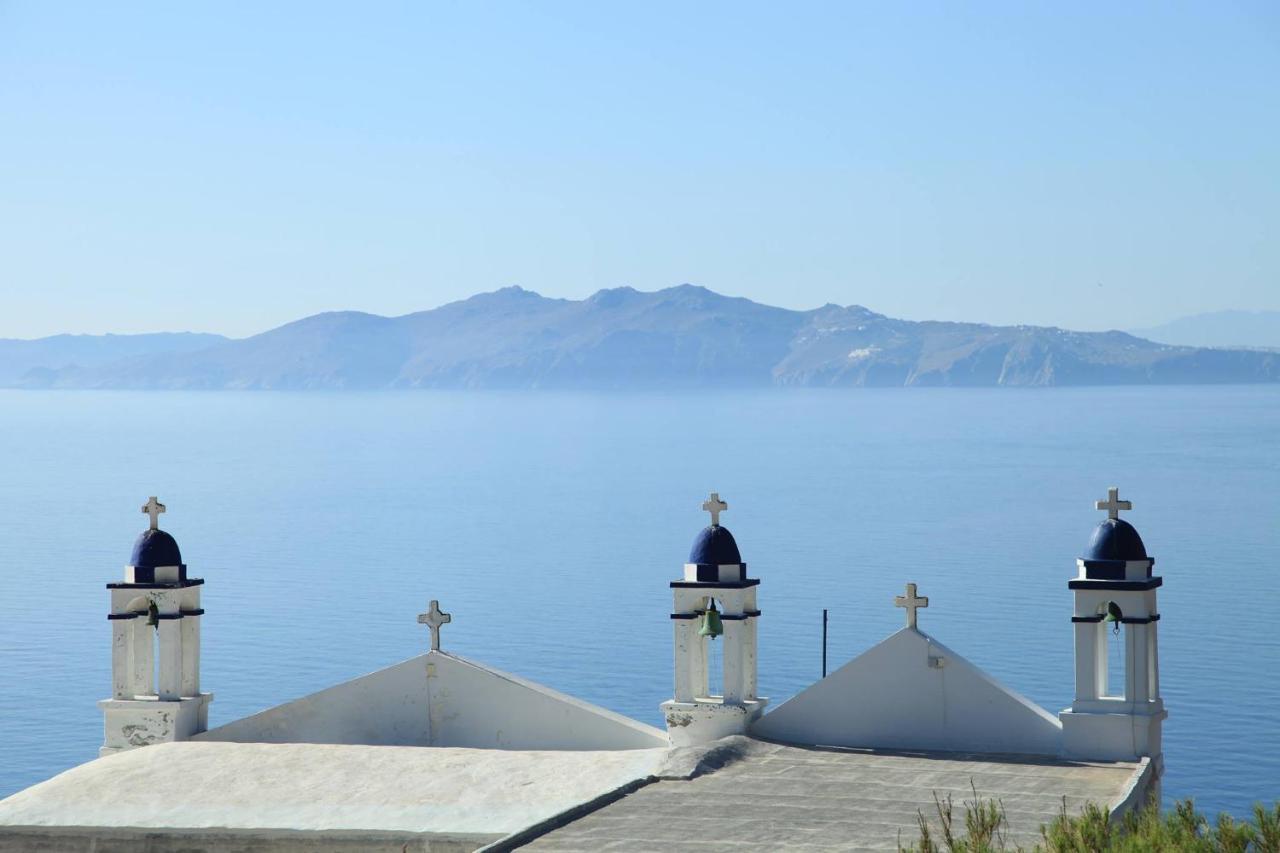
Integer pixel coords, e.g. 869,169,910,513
1,1,1276,338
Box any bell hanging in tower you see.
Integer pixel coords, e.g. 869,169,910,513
1104,600,1123,635
698,600,723,639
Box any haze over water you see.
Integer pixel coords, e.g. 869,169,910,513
0,387,1276,817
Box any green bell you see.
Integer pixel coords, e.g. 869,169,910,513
146,602,160,630
1104,601,1123,635
698,601,723,639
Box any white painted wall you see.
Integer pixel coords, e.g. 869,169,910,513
752,628,1063,756
197,651,667,751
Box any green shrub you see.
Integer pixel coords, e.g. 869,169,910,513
897,793,1280,852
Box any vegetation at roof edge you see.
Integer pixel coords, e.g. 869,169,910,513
898,788,1280,852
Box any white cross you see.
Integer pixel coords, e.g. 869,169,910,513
418,600,451,651
894,582,929,629
701,492,728,527
141,496,166,530
1095,486,1132,520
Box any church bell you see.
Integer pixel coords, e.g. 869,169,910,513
1104,601,1123,635
698,601,723,639
146,601,160,629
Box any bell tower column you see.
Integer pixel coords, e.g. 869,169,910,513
100,497,213,756
661,493,767,747
1060,488,1166,790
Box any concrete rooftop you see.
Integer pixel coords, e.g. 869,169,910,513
517,738,1146,852
0,737,1146,852
0,741,668,851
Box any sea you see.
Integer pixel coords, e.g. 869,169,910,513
0,387,1277,817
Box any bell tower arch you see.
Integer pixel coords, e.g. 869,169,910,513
661,493,767,746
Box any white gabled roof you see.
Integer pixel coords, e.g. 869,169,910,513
752,627,1063,756
197,650,668,751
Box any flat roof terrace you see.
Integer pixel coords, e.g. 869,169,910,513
516,739,1148,852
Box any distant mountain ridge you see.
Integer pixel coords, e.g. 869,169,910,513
6,286,1279,389
1129,310,1280,350
0,332,228,386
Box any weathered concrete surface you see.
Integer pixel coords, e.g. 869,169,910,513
0,827,493,853
517,738,1143,851
0,741,668,841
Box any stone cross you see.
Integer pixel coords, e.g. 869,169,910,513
894,582,929,629
141,496,166,530
701,492,728,527
418,600,451,652
1095,486,1132,520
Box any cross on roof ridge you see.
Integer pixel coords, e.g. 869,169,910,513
894,582,929,629
1095,486,1133,521
701,492,728,527
141,496,166,531
418,600,452,652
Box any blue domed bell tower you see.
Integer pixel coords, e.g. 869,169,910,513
100,497,211,755
1060,488,1166,776
661,493,767,746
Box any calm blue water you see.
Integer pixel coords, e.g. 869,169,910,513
1,388,1277,818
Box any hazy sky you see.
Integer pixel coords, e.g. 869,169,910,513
2,2,1277,339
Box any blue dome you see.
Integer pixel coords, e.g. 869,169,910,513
130,529,183,568
689,525,742,565
1084,518,1148,562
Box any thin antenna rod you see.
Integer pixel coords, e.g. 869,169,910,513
822,608,829,678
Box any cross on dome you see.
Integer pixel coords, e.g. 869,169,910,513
894,582,929,629
418,600,452,652
701,492,728,527
141,496,166,530
1095,487,1133,520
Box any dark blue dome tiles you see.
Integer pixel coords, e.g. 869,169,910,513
689,525,742,566
130,529,184,569
1084,519,1148,563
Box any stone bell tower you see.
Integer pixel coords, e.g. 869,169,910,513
100,497,212,755
661,492,766,746
1060,488,1166,775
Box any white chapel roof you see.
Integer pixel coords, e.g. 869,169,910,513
752,626,1064,756
0,740,669,841
196,649,667,751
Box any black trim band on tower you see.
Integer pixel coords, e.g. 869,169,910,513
1068,578,1162,591
106,578,204,590
106,608,206,621
670,579,760,589
670,609,761,620
1071,613,1161,624
721,611,762,621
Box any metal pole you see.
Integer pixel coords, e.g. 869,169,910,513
822,608,828,678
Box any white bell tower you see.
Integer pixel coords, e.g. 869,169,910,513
1060,488,1166,777
99,497,212,756
661,493,767,746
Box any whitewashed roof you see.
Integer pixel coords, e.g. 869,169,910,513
752,627,1064,756
196,650,667,751
0,741,668,839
